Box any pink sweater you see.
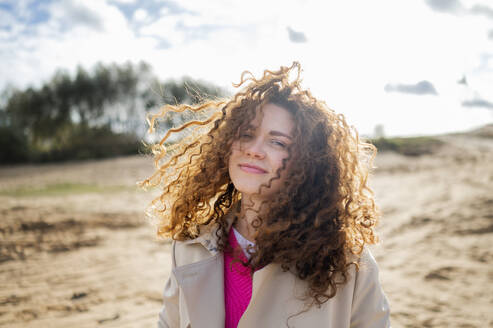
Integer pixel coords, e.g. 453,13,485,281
224,229,253,328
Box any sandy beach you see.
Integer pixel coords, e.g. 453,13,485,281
0,129,492,327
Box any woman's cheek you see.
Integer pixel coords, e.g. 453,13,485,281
273,151,289,172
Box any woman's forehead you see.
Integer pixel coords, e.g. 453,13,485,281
246,103,294,134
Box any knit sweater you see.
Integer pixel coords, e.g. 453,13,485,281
224,228,253,328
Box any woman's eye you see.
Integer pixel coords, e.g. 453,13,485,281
271,139,287,148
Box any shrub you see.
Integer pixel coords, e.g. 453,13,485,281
0,127,29,164
370,136,443,156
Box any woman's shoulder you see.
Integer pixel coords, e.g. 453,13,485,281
357,247,380,271
341,247,382,289
348,247,391,327
344,247,388,308
171,226,221,268
345,246,379,267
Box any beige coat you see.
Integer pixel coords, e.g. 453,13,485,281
158,221,391,328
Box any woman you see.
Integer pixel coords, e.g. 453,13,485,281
142,62,391,328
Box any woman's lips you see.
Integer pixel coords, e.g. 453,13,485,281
239,164,267,174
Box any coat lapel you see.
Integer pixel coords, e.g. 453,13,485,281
173,252,225,328
172,208,238,328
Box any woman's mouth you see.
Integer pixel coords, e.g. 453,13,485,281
239,164,267,174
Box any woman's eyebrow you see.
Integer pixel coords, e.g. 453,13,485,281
269,130,292,139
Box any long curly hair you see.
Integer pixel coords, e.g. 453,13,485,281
141,62,380,307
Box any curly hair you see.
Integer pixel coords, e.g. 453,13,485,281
140,62,380,307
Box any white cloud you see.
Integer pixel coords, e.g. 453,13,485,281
287,27,307,43
133,8,148,22
111,0,137,3
0,8,16,29
139,15,182,46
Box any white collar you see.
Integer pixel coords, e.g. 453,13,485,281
232,226,255,259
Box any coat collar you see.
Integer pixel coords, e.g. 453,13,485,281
181,202,239,255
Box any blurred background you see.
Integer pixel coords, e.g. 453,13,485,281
0,0,492,327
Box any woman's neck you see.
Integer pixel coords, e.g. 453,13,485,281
233,194,264,242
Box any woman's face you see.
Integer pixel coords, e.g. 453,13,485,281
228,103,294,199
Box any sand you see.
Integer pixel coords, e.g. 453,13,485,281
0,131,492,327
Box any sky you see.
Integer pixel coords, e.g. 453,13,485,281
1,0,492,137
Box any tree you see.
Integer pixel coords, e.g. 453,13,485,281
0,61,228,163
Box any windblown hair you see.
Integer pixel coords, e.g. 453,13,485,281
141,62,380,307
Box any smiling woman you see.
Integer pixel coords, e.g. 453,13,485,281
228,103,294,200
141,62,390,328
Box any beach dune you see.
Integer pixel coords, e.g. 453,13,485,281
0,129,492,327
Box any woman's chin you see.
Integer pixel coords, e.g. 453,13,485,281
236,186,261,197
236,186,277,201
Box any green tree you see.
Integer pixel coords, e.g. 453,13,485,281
0,61,227,163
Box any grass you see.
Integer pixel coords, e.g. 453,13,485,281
369,136,444,156
0,182,136,197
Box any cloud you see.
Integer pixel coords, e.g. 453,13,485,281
489,29,493,40
110,0,193,22
475,53,493,72
176,21,237,42
424,0,464,13
114,1,202,47
470,4,493,20
0,8,17,30
140,13,238,47
133,8,147,22
111,0,137,3
462,98,493,109
425,0,493,21
384,80,438,95
287,26,307,43
57,1,105,31
0,1,52,38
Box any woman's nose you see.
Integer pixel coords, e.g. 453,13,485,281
244,139,265,159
